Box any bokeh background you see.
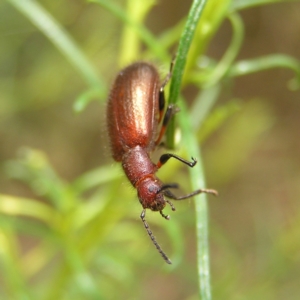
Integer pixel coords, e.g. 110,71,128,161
0,0,300,299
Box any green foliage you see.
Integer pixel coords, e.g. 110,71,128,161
1,0,300,299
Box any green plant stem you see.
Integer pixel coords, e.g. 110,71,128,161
178,97,212,300
166,0,209,148
119,0,156,65
164,0,212,298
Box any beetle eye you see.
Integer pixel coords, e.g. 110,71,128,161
147,183,163,195
148,185,157,193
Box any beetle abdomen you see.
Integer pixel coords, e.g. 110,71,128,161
107,62,160,161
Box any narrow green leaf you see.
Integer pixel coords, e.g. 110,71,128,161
90,0,169,62
228,54,300,90
231,0,300,11
0,194,57,225
203,12,244,87
7,0,104,90
0,229,33,299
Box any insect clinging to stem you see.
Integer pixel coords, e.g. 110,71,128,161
106,60,217,264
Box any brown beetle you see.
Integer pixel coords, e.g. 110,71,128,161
107,62,217,264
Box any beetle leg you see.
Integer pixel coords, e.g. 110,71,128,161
160,59,174,91
155,105,179,146
158,84,166,121
157,59,175,123
157,154,197,169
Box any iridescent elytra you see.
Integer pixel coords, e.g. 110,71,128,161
106,61,217,264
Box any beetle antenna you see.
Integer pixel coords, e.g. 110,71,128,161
140,209,172,264
164,188,218,200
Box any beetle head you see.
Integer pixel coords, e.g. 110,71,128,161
137,177,166,212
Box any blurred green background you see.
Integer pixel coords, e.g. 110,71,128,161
0,0,300,299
